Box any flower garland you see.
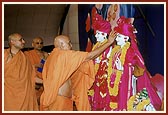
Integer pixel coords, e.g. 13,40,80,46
127,95,136,110
110,102,118,109
91,41,130,110
127,88,151,111
107,42,130,96
127,95,150,111
92,39,108,72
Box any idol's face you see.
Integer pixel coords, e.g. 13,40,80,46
95,30,107,42
115,33,128,47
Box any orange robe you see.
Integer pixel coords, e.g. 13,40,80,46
71,61,95,111
4,49,38,111
24,50,45,106
24,50,43,79
40,48,89,111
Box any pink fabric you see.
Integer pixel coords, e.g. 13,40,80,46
119,48,161,110
89,46,162,111
114,23,135,38
88,16,162,111
92,14,111,35
114,17,161,110
150,73,164,98
136,71,162,110
88,47,112,110
114,16,138,53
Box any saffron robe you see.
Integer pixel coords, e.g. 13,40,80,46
24,50,46,106
4,49,38,111
24,49,45,79
71,60,95,111
40,48,89,111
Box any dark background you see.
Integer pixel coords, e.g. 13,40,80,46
78,4,164,76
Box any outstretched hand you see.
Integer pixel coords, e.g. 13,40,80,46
108,31,117,44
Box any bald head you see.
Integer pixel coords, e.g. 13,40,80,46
32,37,44,50
8,33,25,49
8,33,22,42
54,35,72,50
33,37,43,42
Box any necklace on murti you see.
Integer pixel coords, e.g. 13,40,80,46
106,42,130,109
107,42,130,96
92,39,108,72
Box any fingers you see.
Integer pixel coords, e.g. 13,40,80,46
109,31,117,37
108,31,117,44
109,31,117,41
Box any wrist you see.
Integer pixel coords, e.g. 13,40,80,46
106,41,112,46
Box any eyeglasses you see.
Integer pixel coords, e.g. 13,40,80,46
35,42,43,45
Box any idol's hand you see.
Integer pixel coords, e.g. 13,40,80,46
115,57,123,71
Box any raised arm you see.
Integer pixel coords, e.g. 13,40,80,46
85,31,116,61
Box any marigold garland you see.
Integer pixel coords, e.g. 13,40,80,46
88,89,94,96
91,40,131,110
107,42,130,96
127,95,136,110
87,39,108,97
110,102,118,109
92,39,108,72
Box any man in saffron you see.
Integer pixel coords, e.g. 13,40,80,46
4,33,38,111
40,33,116,111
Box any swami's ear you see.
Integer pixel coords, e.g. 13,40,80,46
32,42,35,47
10,39,15,45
